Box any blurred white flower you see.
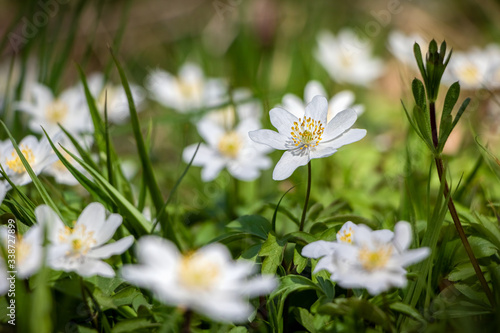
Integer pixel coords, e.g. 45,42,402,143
0,224,43,279
146,62,227,113
37,203,134,277
0,135,58,186
203,88,262,128
249,96,366,180
387,31,426,69
42,134,90,186
121,236,277,322
315,29,384,86
303,221,430,295
445,48,491,90
87,73,145,124
183,117,272,181
485,44,500,89
282,80,364,123
15,83,92,136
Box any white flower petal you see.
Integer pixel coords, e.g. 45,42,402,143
393,221,412,252
76,202,106,235
269,107,299,135
397,247,430,267
197,119,225,147
304,95,328,124
302,240,337,259
201,156,226,181
248,129,288,150
322,109,358,142
281,94,306,119
88,236,134,259
272,149,309,180
76,259,116,277
182,143,217,167
304,81,327,103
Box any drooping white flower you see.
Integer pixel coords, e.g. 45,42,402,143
304,221,430,295
146,62,227,113
87,73,145,124
15,83,92,136
183,117,272,182
249,96,366,180
121,236,277,323
37,203,134,277
387,31,426,69
0,135,59,186
315,29,384,86
282,81,364,123
0,224,43,279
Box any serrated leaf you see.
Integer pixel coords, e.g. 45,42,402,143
293,246,307,274
259,232,285,274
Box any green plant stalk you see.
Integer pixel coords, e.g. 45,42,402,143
299,162,312,232
429,101,495,307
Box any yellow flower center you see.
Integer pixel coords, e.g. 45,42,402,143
177,78,203,99
458,64,480,85
178,252,220,291
46,99,68,123
97,85,118,114
358,245,393,271
6,145,35,174
58,224,97,256
341,54,353,68
16,235,30,265
217,131,243,158
337,226,354,244
290,117,324,149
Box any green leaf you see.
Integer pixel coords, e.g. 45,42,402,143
269,274,320,301
389,302,425,323
111,318,159,333
412,78,427,110
442,82,460,118
109,48,165,233
293,246,308,274
226,215,271,240
293,307,317,333
60,146,150,237
413,42,426,81
259,232,285,274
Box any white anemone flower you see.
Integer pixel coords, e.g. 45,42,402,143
0,224,43,279
387,31,426,69
305,221,430,295
87,73,145,124
282,80,364,123
121,236,277,323
0,135,58,186
15,83,92,136
183,117,272,181
146,62,227,113
249,96,366,180
315,29,384,86
37,203,134,277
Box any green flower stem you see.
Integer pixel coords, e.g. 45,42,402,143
429,101,495,307
299,162,312,232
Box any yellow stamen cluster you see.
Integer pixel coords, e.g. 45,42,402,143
358,245,393,271
58,224,97,256
46,99,69,123
178,252,220,291
337,226,354,244
290,117,324,149
218,131,243,159
6,145,35,174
